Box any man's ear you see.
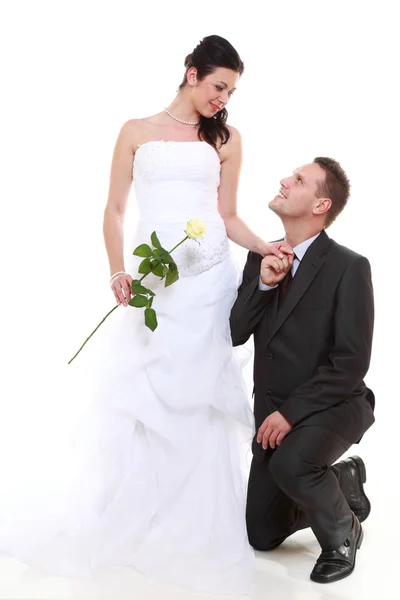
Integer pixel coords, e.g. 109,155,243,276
313,197,332,217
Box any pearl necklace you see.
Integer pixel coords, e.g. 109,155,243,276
164,107,199,126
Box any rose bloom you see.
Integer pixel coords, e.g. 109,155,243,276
185,219,206,240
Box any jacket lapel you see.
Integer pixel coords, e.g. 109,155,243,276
266,231,331,345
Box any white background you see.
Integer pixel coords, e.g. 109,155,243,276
0,1,399,598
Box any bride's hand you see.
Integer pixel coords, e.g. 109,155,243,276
258,241,294,262
110,273,133,307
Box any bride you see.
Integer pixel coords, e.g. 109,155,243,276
0,35,289,595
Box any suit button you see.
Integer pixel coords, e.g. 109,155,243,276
266,352,273,360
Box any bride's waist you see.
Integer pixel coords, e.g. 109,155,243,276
137,208,224,222
135,215,226,237
130,224,230,277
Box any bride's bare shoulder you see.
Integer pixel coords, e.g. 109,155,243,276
118,118,147,139
218,125,242,162
121,114,166,150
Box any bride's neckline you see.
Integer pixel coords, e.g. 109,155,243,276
134,140,220,163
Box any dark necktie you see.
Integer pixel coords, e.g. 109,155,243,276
278,266,293,309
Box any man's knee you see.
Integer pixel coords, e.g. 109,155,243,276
246,514,286,551
269,445,309,494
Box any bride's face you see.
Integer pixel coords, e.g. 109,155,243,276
188,67,239,118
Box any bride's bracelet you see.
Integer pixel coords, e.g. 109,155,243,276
109,271,127,285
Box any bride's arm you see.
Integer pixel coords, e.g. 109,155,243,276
103,120,135,305
217,127,285,258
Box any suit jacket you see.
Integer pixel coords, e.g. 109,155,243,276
230,230,375,462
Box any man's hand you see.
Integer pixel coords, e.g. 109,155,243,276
260,253,293,287
257,411,293,449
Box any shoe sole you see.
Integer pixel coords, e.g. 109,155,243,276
348,456,371,522
310,525,364,584
351,455,366,483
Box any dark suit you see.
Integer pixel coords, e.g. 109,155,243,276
230,230,375,550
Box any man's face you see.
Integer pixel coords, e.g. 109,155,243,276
269,162,328,220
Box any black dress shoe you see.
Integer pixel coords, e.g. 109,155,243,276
310,514,363,583
332,455,371,523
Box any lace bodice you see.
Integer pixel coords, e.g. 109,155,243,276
132,141,229,277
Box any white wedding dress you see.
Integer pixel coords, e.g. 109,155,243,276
0,141,255,595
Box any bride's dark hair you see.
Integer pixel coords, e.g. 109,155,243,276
179,35,244,151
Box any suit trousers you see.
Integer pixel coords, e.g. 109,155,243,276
246,425,354,551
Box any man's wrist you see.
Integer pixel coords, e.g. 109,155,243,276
259,277,278,291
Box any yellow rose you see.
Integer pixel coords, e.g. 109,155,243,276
185,219,206,240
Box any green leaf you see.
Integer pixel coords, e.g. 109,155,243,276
151,231,162,249
169,261,178,272
131,282,151,295
151,263,164,277
148,296,154,308
160,249,174,264
129,295,148,308
145,308,158,331
131,279,155,297
152,248,161,258
133,244,152,258
138,258,152,275
165,268,179,287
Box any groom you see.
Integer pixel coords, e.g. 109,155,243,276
230,157,375,583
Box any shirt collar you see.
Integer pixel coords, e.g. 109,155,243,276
291,232,321,262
